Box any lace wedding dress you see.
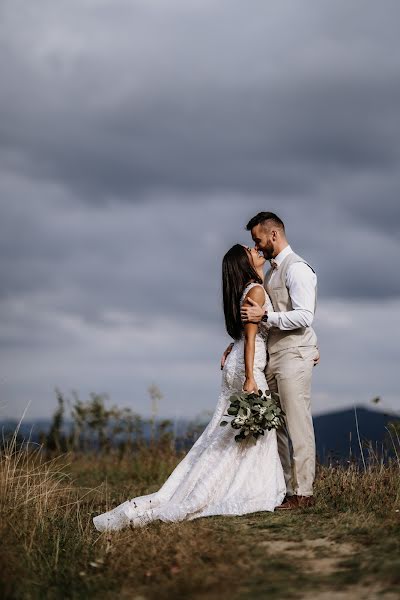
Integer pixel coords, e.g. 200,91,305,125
93,283,286,531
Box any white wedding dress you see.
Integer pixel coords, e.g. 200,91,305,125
93,283,286,531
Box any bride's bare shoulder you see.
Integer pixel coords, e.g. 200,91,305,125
242,284,265,307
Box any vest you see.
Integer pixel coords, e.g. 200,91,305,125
264,251,318,354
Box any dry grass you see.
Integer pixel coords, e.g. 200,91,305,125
1,419,399,600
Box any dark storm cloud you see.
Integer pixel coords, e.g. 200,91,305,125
1,0,400,209
2,69,400,202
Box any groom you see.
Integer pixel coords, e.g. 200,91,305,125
241,212,319,509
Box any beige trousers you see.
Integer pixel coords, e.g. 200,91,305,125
266,345,317,497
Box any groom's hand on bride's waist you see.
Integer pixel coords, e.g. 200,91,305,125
241,298,265,323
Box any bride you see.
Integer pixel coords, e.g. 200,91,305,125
93,244,286,531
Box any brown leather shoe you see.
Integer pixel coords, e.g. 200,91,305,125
297,495,315,508
276,495,315,510
275,495,299,510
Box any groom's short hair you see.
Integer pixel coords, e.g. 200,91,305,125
246,212,285,232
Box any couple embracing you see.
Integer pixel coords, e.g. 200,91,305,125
93,212,319,531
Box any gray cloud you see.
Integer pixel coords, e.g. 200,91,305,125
1,1,400,202
0,0,399,420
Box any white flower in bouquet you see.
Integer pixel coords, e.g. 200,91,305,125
232,416,246,429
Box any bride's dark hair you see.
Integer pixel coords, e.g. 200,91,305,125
222,244,263,340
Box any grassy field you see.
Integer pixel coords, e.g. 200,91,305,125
1,428,399,600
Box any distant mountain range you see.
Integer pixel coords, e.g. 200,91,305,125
313,406,398,462
1,405,398,462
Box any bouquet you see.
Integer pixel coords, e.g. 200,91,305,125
220,389,285,442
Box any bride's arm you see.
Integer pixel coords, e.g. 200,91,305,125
242,286,266,393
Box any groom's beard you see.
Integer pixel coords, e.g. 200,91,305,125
263,242,274,260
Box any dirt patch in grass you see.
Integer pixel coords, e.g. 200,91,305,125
309,586,400,600
258,537,356,575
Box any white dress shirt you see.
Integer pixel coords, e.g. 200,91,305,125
266,245,317,330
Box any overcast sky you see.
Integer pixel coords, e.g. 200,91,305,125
1,0,399,422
